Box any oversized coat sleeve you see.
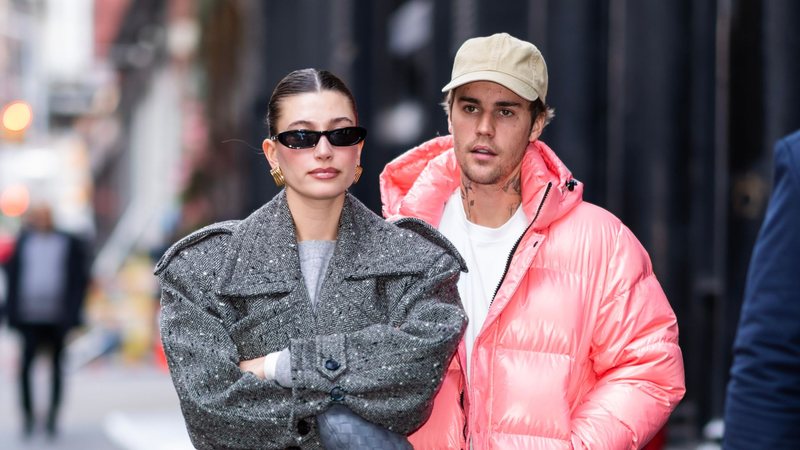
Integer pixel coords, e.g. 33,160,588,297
287,249,467,434
570,224,685,450
158,240,466,449
723,131,800,449
159,272,298,449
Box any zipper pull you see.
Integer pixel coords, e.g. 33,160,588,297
566,179,577,191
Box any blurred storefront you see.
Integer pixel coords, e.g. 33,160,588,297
0,0,185,368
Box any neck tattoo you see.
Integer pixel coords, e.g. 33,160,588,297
460,171,523,224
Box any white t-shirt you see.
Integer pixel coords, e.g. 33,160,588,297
437,189,529,380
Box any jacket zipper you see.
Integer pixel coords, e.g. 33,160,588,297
463,182,553,447
488,181,552,305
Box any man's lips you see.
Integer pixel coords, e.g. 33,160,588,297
470,146,497,158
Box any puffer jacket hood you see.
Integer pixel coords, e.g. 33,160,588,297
380,135,583,229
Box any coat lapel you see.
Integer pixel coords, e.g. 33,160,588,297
215,190,301,298
333,195,430,280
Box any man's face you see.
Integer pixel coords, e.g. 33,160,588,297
448,81,544,187
29,205,53,232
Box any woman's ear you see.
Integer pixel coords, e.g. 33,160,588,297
262,138,278,168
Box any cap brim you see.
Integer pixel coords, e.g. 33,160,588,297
442,70,540,102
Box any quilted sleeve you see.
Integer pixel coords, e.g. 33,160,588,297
570,224,685,450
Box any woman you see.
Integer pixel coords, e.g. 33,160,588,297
155,68,467,449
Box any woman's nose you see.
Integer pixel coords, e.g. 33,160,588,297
314,137,333,159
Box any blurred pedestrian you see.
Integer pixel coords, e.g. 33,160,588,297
2,203,91,438
723,129,800,449
380,32,686,449
156,68,467,449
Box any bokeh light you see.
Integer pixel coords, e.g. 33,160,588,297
0,183,31,217
1,100,34,132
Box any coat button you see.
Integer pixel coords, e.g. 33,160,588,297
330,386,346,401
296,418,311,435
324,358,340,371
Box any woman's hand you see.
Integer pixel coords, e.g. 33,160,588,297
239,356,266,379
240,350,285,381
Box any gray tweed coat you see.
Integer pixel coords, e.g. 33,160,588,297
155,191,467,449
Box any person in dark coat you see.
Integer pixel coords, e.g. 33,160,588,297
3,203,91,437
724,129,800,449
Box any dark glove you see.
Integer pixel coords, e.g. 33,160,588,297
316,405,412,450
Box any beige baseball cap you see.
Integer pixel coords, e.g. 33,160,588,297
442,32,548,103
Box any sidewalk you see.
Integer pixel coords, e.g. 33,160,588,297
0,328,193,450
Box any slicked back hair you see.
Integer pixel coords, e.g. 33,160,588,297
266,68,357,136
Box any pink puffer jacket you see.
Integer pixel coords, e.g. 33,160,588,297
380,136,685,450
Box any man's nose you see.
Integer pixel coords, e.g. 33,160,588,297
476,113,495,136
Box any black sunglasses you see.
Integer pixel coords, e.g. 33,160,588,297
271,126,367,149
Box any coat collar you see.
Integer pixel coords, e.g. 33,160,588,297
216,190,427,298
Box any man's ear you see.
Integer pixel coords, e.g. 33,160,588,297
447,115,454,135
262,138,278,168
529,113,546,142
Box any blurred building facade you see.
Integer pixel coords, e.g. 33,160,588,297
2,0,800,446
0,0,96,237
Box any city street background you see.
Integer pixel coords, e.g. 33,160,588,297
0,253,193,450
2,0,800,448
0,325,192,450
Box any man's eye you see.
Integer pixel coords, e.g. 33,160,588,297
464,105,477,113
499,109,514,117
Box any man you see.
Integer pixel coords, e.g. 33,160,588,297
3,203,90,438
724,129,800,449
380,32,685,449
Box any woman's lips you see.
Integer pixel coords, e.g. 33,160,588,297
309,167,340,179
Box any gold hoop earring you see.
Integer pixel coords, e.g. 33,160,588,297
353,165,363,184
270,166,285,187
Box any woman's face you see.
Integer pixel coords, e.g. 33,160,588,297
262,90,362,204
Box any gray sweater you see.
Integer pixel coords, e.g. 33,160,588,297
155,191,466,449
